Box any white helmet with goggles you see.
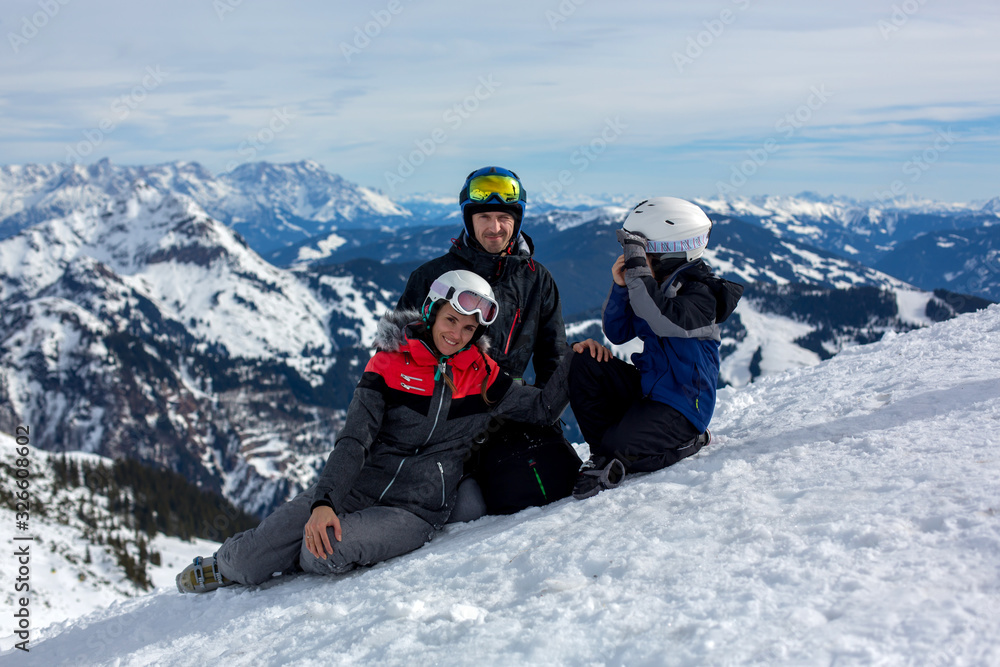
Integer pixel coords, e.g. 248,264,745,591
622,197,713,261
423,270,499,327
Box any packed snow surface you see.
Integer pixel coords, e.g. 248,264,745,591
5,307,1000,666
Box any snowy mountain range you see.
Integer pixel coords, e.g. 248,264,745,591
264,182,1000,303
694,193,1000,301
0,159,413,256
4,304,998,664
4,160,999,299
696,193,997,261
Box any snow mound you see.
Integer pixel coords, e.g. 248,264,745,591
6,307,1000,665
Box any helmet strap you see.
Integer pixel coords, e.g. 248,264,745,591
421,299,437,324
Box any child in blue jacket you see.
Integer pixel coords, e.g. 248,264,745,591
569,197,743,498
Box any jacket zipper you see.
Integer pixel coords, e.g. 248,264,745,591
422,371,447,444
504,308,521,355
377,367,449,503
437,462,445,508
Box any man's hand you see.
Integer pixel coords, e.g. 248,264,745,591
303,505,342,560
572,338,612,362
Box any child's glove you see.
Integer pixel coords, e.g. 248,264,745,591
616,228,652,279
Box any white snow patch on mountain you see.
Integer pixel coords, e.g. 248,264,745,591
720,300,821,387
894,289,935,327
537,206,630,231
7,306,999,665
318,275,390,347
294,232,348,263
703,247,781,286
563,318,602,341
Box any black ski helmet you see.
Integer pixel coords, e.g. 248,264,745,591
458,166,526,247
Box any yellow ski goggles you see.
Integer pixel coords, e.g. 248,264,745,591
466,174,522,204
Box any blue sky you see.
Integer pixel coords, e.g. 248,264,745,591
2,0,998,202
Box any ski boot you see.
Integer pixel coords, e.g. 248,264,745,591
657,429,712,463
176,553,235,594
572,457,626,500
681,429,711,453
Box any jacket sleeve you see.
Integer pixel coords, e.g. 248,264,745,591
530,268,568,387
491,346,572,425
624,272,719,340
601,284,637,344
311,371,386,513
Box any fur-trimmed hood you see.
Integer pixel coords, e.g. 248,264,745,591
373,308,492,355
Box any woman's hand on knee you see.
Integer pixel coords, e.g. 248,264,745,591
304,506,342,560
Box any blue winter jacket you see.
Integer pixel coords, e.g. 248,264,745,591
602,260,743,433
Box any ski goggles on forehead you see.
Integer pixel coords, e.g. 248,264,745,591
430,280,499,326
467,174,522,204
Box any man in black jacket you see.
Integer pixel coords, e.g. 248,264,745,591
397,166,607,517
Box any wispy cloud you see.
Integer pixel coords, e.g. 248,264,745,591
0,0,997,200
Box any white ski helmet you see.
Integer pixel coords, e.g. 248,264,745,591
622,197,713,261
422,270,499,327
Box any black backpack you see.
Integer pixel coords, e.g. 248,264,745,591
473,421,582,515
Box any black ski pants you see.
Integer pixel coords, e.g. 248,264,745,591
569,352,704,473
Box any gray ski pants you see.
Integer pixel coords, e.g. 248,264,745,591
215,486,435,586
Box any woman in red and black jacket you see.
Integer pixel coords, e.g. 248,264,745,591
177,270,572,593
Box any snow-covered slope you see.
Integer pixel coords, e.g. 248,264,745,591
0,438,252,630
8,306,999,665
